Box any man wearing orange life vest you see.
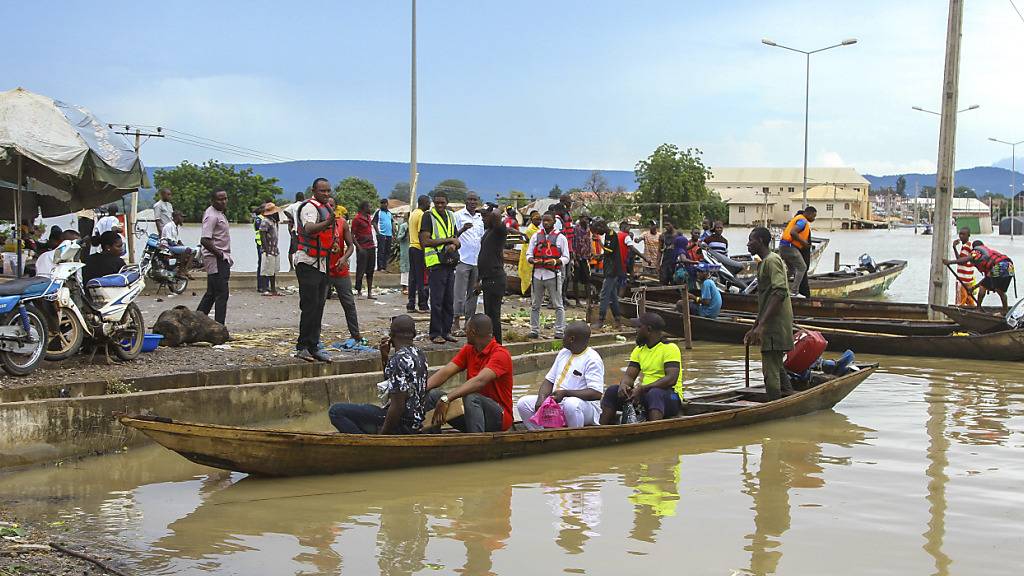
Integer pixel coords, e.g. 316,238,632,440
778,207,817,297
952,227,977,307
945,240,1016,313
527,212,570,339
293,177,336,362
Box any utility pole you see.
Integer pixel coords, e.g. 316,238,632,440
114,125,163,263
927,0,964,319
408,0,419,208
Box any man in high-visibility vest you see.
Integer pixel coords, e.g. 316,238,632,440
779,206,817,297
418,191,470,344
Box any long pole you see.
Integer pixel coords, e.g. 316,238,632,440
14,155,22,278
408,0,418,207
1012,145,1016,241
802,53,810,209
926,0,964,320
125,130,141,264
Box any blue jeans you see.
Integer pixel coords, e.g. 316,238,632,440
329,403,415,434
599,274,624,321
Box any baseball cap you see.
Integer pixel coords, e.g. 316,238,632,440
630,312,666,330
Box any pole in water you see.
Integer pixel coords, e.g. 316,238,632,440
834,252,841,272
745,342,751,388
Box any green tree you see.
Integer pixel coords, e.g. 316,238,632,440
634,144,713,229
334,177,379,215
389,181,411,201
152,160,284,222
895,175,907,197
548,184,563,199
586,191,634,222
432,179,468,202
919,186,936,198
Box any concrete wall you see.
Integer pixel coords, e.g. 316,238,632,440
0,339,634,469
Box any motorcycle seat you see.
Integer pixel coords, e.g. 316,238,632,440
86,271,141,289
0,277,50,296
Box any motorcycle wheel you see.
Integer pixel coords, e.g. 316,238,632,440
45,307,86,361
112,303,145,361
1,304,48,376
169,275,188,295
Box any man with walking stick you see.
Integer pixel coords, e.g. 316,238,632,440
743,227,795,400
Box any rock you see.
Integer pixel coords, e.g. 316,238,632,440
152,306,230,346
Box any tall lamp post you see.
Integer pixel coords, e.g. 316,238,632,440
988,137,1023,241
762,37,857,210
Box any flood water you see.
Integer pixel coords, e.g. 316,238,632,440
4,347,1023,575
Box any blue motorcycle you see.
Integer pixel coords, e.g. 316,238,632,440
0,275,54,375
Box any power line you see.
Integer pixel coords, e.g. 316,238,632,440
1011,0,1024,25
108,122,297,163
162,134,290,163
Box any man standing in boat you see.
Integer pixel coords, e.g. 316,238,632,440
743,227,796,400
426,314,514,432
951,226,977,307
945,240,1016,313
779,207,816,298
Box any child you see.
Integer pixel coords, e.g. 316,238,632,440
259,203,282,295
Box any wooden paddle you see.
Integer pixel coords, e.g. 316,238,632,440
422,397,465,433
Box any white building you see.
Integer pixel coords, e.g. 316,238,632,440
905,197,993,234
711,167,872,227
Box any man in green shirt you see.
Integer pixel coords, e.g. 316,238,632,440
743,227,795,400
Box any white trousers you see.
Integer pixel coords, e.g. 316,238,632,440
517,395,601,429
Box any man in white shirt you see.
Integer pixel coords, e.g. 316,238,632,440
452,192,484,336
517,321,604,428
152,188,175,238
527,211,571,339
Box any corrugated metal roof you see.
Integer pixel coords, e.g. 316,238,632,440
708,167,869,186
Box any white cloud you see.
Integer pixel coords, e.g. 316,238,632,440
817,151,846,167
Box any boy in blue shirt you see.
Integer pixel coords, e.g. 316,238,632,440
680,264,722,319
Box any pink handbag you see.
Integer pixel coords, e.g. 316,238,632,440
529,396,567,429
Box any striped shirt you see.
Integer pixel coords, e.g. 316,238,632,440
955,241,975,284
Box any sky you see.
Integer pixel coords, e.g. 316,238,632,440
6,0,1024,175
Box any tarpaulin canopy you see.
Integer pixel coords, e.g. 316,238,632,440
0,87,149,215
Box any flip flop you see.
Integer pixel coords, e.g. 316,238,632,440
452,329,466,337
431,336,447,345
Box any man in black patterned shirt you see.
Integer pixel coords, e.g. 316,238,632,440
328,315,428,434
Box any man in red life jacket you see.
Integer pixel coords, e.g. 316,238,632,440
952,227,977,307
293,177,336,362
945,240,1016,312
527,212,570,338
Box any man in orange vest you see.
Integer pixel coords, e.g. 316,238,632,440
293,177,336,362
779,207,816,297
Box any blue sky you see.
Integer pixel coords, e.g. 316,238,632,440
6,1,1023,175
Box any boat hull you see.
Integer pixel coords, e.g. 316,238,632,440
637,304,1024,361
931,305,1010,334
808,260,906,298
119,366,874,477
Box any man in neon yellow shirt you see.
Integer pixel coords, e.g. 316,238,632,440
600,312,683,423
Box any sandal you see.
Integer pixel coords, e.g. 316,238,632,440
431,336,447,345
452,329,466,337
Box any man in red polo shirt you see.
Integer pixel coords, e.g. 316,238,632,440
426,314,513,432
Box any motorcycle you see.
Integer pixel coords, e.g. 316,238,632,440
0,273,55,376
44,240,147,362
141,233,189,294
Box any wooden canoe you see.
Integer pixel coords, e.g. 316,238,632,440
806,259,906,298
637,303,1024,361
118,365,875,477
645,306,959,337
644,290,1001,321
931,305,1010,334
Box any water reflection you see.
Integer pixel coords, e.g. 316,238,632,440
924,379,952,576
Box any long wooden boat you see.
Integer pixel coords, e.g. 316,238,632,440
931,305,1010,334
645,290,1001,321
727,236,830,278
663,307,958,337
638,304,1024,361
118,365,875,477
806,259,906,298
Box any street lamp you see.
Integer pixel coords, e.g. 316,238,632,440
763,37,858,209
912,104,979,115
988,137,1024,241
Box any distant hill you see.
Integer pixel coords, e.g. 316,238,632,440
142,159,638,205
864,166,1024,196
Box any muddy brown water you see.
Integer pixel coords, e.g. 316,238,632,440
3,345,1022,575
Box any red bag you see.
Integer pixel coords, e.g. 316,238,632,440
784,329,828,373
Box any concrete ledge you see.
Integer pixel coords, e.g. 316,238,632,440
0,340,634,469
141,271,403,295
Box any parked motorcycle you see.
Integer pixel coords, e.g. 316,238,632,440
141,234,188,294
0,275,54,376
44,240,147,362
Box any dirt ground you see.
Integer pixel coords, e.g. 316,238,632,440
0,283,596,391
0,511,101,576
